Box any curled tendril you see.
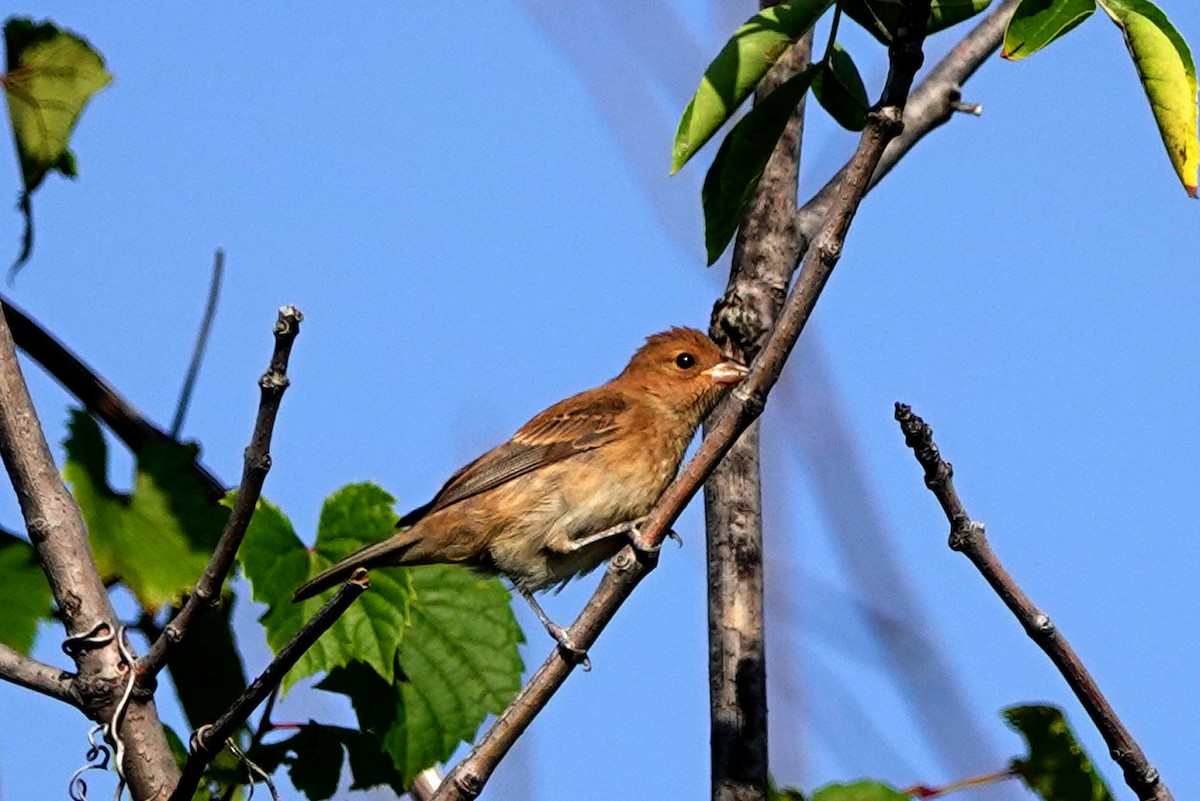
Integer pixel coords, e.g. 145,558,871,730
65,624,136,801
67,726,111,801
227,738,281,801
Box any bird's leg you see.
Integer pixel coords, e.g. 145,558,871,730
566,516,683,554
515,586,591,671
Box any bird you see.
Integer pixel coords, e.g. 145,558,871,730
293,327,748,662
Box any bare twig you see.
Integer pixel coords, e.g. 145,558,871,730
139,305,303,682
705,19,812,801
169,570,370,801
432,9,933,798
0,301,180,797
894,403,1173,801
171,248,226,439
0,295,225,499
0,642,78,706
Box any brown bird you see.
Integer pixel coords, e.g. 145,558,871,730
293,327,747,661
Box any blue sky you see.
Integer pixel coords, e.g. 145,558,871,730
1,3,1198,800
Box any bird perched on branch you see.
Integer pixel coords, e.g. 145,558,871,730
293,327,748,662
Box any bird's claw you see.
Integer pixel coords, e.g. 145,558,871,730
547,623,591,671
627,524,682,554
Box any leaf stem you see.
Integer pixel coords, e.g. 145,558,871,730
823,4,843,64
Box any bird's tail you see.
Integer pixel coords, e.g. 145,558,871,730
292,530,420,602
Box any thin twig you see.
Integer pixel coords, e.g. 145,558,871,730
171,248,226,439
139,306,303,682
0,642,79,706
894,403,1173,801
794,0,1020,241
433,7,933,797
0,295,225,499
903,768,1018,799
168,571,370,801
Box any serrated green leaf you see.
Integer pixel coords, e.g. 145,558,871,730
672,0,834,173
238,485,416,691
316,563,524,786
1004,704,1114,801
702,67,818,264
811,780,909,801
1003,0,1097,60
3,17,111,192
0,530,52,652
843,0,993,45
813,43,869,130
1096,0,1199,196
63,410,228,609
252,723,406,801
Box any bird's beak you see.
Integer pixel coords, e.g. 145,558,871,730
703,360,749,385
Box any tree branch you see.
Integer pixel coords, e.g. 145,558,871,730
795,0,1020,240
432,10,933,797
894,403,1173,801
0,642,79,707
705,18,813,801
169,570,370,801
0,303,180,797
0,294,225,499
138,305,303,682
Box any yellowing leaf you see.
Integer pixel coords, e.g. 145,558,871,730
3,17,111,192
671,0,833,173
1097,0,1199,196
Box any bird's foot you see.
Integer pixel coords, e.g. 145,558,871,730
546,623,591,672
625,522,683,554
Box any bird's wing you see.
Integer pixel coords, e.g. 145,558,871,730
397,391,627,526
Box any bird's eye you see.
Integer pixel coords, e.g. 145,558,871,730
675,352,696,369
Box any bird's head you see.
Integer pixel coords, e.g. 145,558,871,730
619,327,749,421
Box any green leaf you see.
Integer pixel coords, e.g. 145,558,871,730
0,530,52,652
1004,704,1114,801
3,18,112,275
316,561,524,786
1002,0,1097,60
238,485,415,691
3,18,110,192
811,780,910,801
671,0,834,173
253,723,406,801
62,410,228,609
842,0,993,45
813,43,869,130
702,67,818,264
1096,0,1199,197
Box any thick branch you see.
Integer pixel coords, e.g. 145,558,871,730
0,642,78,706
0,303,180,797
704,21,813,801
795,0,1020,239
432,14,932,798
138,305,303,681
894,404,1173,801
169,571,370,801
